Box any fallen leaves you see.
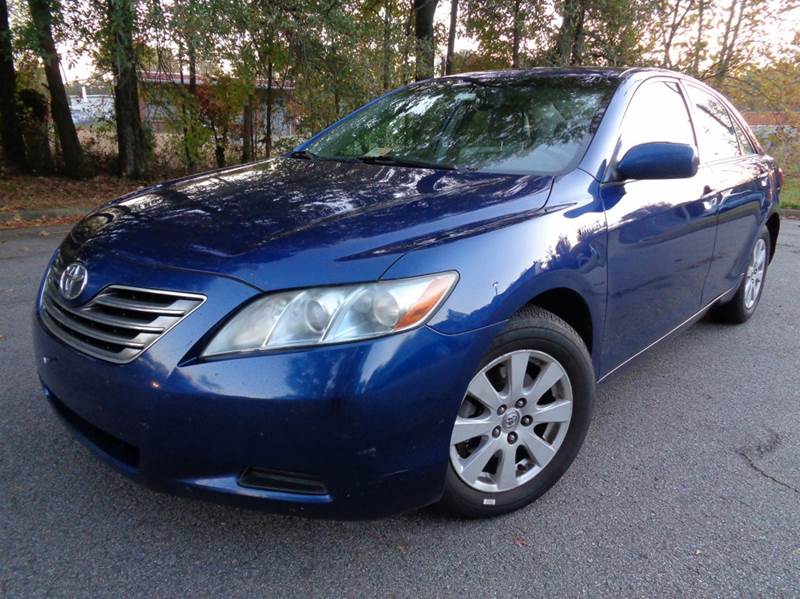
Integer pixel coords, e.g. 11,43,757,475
0,174,147,213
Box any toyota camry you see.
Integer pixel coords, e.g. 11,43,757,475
33,67,782,518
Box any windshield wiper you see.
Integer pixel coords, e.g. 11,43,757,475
357,154,457,171
288,149,319,160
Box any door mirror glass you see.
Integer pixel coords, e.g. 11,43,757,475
616,142,699,180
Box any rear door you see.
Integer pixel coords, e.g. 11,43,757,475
683,83,768,303
601,78,718,373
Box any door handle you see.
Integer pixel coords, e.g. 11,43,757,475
701,185,721,208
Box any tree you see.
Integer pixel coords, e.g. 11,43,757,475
0,0,28,172
554,0,587,65
579,0,652,66
196,74,247,167
19,87,54,173
445,0,457,74
105,0,149,177
413,0,437,80
465,0,548,68
28,0,84,177
651,0,694,68
383,0,393,86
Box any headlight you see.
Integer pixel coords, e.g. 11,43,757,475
202,272,458,357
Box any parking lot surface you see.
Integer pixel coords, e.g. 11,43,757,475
2,220,799,598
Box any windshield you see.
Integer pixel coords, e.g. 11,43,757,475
305,76,617,175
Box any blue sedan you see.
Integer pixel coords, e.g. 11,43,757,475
33,67,782,518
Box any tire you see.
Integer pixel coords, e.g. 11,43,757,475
439,306,595,519
710,227,771,324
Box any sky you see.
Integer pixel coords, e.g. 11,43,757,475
57,1,800,84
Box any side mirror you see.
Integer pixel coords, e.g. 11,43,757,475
616,142,699,181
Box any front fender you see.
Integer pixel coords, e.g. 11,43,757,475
383,170,608,370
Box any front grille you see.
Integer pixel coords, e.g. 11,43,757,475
40,260,205,364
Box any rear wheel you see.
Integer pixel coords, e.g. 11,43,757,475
439,307,594,518
710,227,770,324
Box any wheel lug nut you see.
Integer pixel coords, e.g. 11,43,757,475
521,415,532,426
497,405,507,415
492,426,501,438
508,432,518,444
515,398,526,408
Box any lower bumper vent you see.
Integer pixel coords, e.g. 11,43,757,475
238,468,328,495
47,390,140,469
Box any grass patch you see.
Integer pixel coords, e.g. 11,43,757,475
781,177,800,210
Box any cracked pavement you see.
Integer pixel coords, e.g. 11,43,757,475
2,219,800,598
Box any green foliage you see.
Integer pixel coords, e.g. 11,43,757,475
3,0,798,178
463,0,550,68
780,178,800,209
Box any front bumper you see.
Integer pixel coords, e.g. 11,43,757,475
32,259,501,519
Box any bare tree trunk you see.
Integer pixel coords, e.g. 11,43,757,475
107,0,149,178
265,59,273,158
692,0,706,76
662,0,692,68
211,126,224,167
28,0,83,177
242,95,253,162
445,0,457,75
571,2,586,65
555,0,577,64
555,0,586,65
413,0,438,81
0,0,28,172
511,0,521,68
184,36,197,172
383,0,392,88
177,46,192,171
715,0,746,83
401,7,414,83
19,88,54,174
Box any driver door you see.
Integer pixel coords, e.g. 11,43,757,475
601,79,717,373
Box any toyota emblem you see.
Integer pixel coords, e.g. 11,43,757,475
59,262,88,300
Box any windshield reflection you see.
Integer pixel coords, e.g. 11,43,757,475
307,75,616,176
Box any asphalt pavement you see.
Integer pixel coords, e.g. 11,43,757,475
2,220,799,598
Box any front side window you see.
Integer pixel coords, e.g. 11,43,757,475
306,77,617,175
686,85,740,162
617,80,695,158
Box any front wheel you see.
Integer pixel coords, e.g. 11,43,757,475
439,307,594,518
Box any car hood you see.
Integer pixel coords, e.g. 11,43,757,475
59,158,552,290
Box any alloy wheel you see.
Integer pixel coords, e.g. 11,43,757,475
449,350,573,493
744,237,767,310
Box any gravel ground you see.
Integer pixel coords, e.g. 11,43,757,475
1,220,799,598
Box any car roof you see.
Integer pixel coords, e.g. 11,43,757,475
428,66,687,86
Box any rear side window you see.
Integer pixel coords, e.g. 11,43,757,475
732,118,756,155
687,85,740,162
617,80,695,159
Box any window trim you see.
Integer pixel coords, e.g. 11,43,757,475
682,81,757,166
731,114,757,156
